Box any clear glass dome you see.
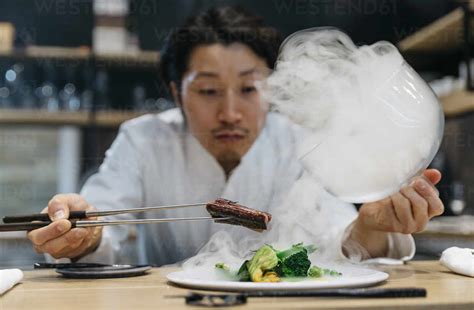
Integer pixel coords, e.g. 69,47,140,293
266,28,444,203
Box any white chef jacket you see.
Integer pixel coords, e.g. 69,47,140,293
77,108,415,266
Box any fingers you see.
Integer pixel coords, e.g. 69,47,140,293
27,219,71,246
34,228,89,257
390,192,416,234
359,173,445,236
47,193,91,222
414,178,444,218
423,169,442,185
36,237,89,259
401,186,428,232
63,238,95,259
48,195,70,221
49,227,101,259
28,194,99,259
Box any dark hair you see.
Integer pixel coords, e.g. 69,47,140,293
159,6,282,96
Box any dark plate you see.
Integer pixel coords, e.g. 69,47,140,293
56,265,152,279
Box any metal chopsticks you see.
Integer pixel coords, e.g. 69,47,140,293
0,216,230,232
2,202,208,223
0,202,233,232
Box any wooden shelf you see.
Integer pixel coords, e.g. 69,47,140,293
398,1,474,53
440,89,474,117
397,2,474,117
0,46,159,67
0,109,146,127
93,110,148,127
24,46,91,59
398,8,468,53
0,109,89,125
95,51,159,67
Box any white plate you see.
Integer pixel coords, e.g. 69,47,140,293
166,265,388,292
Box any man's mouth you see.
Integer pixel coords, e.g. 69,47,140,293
213,131,246,142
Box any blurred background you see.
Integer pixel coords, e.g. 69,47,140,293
0,0,472,266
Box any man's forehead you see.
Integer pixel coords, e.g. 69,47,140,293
182,69,268,87
185,43,269,79
190,68,267,79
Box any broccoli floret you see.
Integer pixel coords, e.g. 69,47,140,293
277,251,311,277
247,245,279,282
275,243,314,261
275,243,312,277
215,263,230,271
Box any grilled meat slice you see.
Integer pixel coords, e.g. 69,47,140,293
206,199,272,231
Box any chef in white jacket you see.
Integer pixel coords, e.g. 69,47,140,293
27,6,444,266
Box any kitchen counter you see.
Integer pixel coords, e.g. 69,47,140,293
1,261,473,309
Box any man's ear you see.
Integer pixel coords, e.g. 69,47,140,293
170,82,181,107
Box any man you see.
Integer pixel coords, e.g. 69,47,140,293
27,6,443,265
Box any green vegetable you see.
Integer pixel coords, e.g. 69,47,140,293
215,263,230,271
236,260,251,281
275,243,312,277
247,245,279,282
308,266,324,278
308,265,342,278
323,268,342,276
213,242,341,282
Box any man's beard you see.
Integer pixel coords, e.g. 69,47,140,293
216,150,242,178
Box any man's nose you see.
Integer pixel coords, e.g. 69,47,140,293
217,90,242,124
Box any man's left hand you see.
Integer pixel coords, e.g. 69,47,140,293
348,169,444,258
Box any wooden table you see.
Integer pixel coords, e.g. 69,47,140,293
1,261,473,309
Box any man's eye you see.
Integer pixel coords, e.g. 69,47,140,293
198,89,218,96
241,86,256,94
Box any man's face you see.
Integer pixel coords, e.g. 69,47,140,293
172,43,270,173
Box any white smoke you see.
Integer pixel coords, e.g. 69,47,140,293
183,173,359,271
265,28,444,203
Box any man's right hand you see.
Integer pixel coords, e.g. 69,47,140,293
27,194,103,260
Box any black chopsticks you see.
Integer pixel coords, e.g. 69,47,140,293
243,287,427,298
183,288,427,306
0,216,228,232
2,202,207,223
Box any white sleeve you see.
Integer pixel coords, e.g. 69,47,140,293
384,232,416,262
76,124,144,264
341,221,416,265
